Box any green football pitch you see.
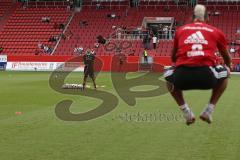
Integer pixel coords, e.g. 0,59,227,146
0,71,240,160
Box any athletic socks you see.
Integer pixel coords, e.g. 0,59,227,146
179,103,195,125
203,103,215,115
178,103,215,124
180,103,215,115
200,103,214,124
180,103,190,112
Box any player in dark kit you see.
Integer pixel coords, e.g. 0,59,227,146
164,4,232,125
82,49,97,90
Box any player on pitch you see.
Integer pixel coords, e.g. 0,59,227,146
82,49,97,90
164,4,232,125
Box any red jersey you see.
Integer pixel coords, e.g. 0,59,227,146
174,21,227,67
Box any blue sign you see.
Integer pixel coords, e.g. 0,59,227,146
0,55,7,71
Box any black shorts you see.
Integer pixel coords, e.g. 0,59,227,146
164,65,228,90
84,66,94,78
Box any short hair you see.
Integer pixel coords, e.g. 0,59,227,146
193,4,207,21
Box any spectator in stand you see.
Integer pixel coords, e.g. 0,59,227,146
208,11,220,16
79,20,88,27
169,27,173,39
159,24,163,39
237,63,240,72
91,49,96,55
41,17,50,23
234,63,240,72
61,33,66,40
48,36,58,43
111,13,116,19
214,11,220,16
230,47,236,54
69,0,74,9
59,23,65,30
97,35,106,44
107,13,120,19
143,49,148,63
36,43,43,55
121,26,127,31
74,46,84,55
236,28,240,34
152,35,157,49
0,47,3,54
117,31,121,40
38,42,43,49
94,43,100,48
96,3,101,10
43,45,52,54
163,26,169,39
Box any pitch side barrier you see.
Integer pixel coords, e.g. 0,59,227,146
4,55,240,72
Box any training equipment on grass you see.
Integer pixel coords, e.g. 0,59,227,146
62,84,105,89
62,84,84,89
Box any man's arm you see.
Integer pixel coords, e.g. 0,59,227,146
216,31,232,69
171,29,178,64
171,47,177,63
219,48,232,69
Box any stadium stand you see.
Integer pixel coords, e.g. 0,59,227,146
55,7,129,55
54,4,190,56
0,0,239,58
0,3,71,55
206,8,240,58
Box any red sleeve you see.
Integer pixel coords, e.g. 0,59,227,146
216,30,227,51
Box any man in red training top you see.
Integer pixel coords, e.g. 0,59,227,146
164,4,232,125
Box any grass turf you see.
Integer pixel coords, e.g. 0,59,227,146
0,71,240,160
